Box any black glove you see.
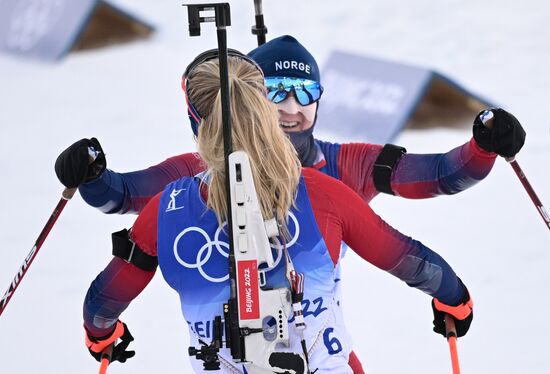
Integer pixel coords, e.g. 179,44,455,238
85,320,135,364
473,108,526,158
55,138,106,188
432,283,473,338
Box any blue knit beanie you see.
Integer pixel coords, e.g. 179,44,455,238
247,35,321,83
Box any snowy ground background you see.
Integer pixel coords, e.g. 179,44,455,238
0,0,549,373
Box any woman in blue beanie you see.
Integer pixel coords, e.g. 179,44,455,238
55,34,525,212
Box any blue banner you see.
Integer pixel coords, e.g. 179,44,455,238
317,50,492,143
0,0,97,60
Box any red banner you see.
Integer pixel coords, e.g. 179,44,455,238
237,260,260,320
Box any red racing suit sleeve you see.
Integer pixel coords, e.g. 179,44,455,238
338,138,497,202
83,193,161,337
78,153,206,214
303,168,466,305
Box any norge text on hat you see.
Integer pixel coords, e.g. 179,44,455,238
248,35,321,83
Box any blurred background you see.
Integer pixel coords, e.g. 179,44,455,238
0,1,548,373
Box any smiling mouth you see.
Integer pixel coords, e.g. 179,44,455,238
279,121,300,129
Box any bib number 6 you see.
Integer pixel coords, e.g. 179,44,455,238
323,327,343,355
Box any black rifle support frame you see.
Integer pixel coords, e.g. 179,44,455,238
251,0,268,46
184,2,246,366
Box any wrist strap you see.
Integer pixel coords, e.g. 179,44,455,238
86,320,124,352
373,144,406,195
434,297,474,320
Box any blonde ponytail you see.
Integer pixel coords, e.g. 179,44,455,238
187,56,301,234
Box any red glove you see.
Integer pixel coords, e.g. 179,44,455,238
432,287,473,338
85,320,135,363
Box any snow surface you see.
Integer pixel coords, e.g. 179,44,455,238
0,1,549,373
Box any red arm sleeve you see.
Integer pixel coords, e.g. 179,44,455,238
83,193,161,337
304,168,465,305
304,167,409,270
79,153,206,214
337,143,383,203
337,138,496,201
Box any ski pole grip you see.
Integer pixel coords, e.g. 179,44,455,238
98,343,114,374
62,187,77,200
444,314,457,339
479,109,494,129
101,343,114,362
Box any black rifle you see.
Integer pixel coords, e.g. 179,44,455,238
184,6,305,373
184,3,245,369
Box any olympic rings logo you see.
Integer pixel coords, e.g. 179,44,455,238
173,212,300,283
173,225,230,283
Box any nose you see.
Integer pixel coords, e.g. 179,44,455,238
276,92,300,114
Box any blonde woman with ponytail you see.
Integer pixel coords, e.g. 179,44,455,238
190,57,301,233
82,51,474,374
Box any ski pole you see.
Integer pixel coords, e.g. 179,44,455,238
98,343,114,374
444,315,461,374
0,187,77,317
505,157,550,231
479,110,550,231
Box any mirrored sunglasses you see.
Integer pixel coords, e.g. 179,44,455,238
265,77,323,106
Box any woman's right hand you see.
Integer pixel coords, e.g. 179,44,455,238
85,320,135,363
432,284,473,338
54,137,106,188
